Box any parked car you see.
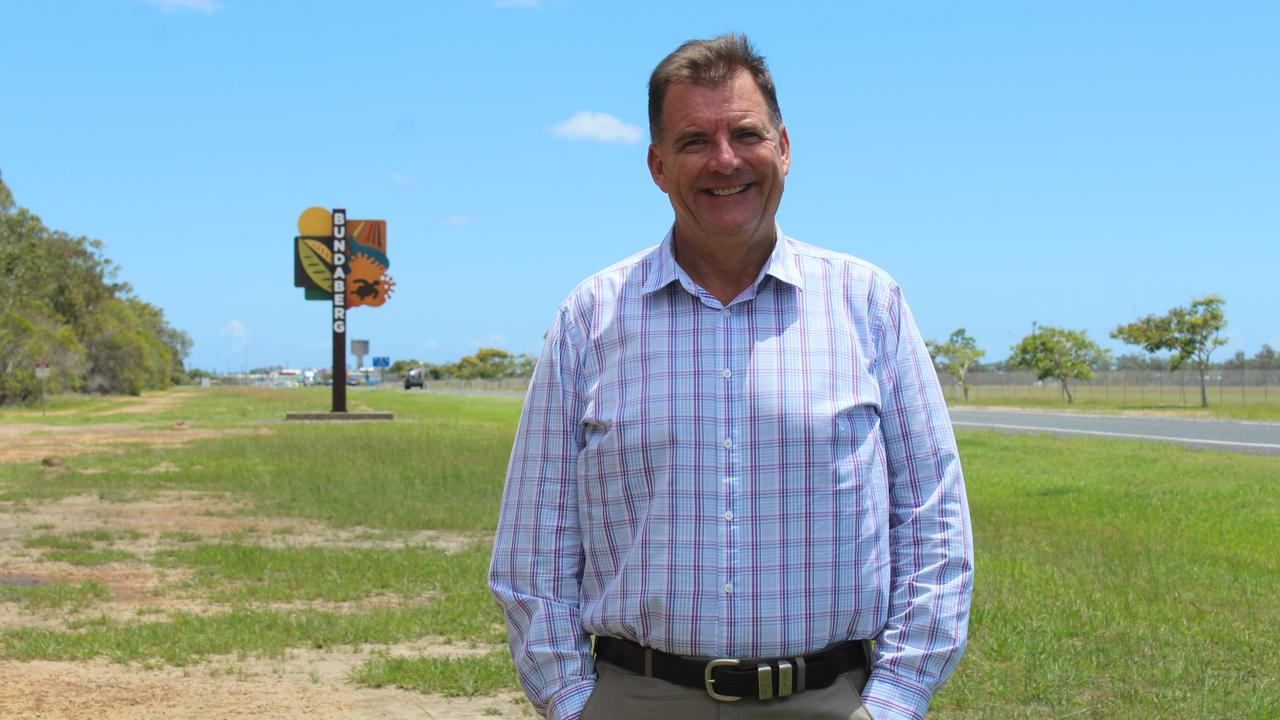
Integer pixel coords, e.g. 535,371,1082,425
404,367,425,390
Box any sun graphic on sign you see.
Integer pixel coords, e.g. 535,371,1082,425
293,207,393,309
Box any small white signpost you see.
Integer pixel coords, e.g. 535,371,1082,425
35,363,50,416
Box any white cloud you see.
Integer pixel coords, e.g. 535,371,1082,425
550,111,643,144
220,319,248,348
146,0,221,14
389,172,416,189
438,214,475,226
469,334,507,350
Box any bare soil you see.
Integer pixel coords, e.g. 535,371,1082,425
0,421,272,465
0,652,532,719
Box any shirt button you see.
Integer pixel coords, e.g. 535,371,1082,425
722,368,732,379
723,510,733,521
722,438,733,449
723,583,733,594
721,308,731,318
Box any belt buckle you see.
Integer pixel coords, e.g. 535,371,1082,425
703,658,741,702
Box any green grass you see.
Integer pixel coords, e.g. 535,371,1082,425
930,430,1279,719
353,650,517,697
947,385,1280,421
0,580,111,611
1,606,500,666
152,543,491,608
24,529,145,552
42,549,138,566
0,392,139,422
0,388,520,530
2,388,1277,716
24,534,94,551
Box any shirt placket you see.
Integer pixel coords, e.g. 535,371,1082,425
716,302,739,652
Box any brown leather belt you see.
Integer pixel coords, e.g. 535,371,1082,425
593,636,869,702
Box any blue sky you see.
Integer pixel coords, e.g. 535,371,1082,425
3,1,1277,372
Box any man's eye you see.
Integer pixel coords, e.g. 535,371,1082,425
679,139,706,150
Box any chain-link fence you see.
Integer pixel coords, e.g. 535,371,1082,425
940,369,1280,406
388,375,530,392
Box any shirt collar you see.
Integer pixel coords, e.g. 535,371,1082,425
642,224,804,297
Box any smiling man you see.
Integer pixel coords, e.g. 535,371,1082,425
490,34,973,720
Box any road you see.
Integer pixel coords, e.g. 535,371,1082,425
948,407,1280,456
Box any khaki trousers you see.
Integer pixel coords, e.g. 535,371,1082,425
580,660,874,720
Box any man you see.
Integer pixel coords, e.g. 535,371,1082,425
490,34,973,720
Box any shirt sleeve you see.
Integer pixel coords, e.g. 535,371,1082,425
488,306,596,719
861,282,975,720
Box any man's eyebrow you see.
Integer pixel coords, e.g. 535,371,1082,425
734,119,771,134
671,129,707,146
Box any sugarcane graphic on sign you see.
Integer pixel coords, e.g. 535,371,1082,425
293,207,391,412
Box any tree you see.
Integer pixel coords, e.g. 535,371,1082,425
388,359,420,376
0,169,189,402
1114,353,1168,372
1111,295,1227,408
452,348,516,379
1253,344,1279,371
0,299,87,404
926,328,985,400
0,170,13,213
81,297,175,395
1009,326,1107,404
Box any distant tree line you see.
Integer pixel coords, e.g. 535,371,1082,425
931,296,1259,407
389,347,536,381
0,171,191,404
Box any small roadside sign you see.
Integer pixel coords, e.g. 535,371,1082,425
372,356,390,368
35,363,50,416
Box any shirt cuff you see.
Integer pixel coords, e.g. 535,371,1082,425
860,670,932,720
546,678,597,720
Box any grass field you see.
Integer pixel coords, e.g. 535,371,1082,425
945,383,1280,421
0,387,1276,718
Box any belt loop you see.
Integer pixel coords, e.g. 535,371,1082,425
795,656,806,693
644,647,653,677
756,663,774,700
776,659,793,697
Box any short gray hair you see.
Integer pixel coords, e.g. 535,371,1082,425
647,33,783,143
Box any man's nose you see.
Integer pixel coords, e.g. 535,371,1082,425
706,137,741,174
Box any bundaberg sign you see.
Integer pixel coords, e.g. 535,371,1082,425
293,207,393,413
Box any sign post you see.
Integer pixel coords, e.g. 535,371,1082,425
289,207,395,421
35,363,50,417
331,209,348,412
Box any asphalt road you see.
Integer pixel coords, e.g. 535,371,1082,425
948,407,1280,456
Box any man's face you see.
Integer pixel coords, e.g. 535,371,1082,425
648,69,790,250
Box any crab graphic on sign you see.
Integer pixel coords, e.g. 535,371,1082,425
294,207,394,307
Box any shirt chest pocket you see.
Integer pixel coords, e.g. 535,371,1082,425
577,393,682,509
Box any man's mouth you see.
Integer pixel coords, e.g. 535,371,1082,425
707,184,750,197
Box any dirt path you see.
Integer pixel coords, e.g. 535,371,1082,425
0,653,532,719
0,422,271,465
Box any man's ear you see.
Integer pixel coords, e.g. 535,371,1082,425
779,124,791,176
647,144,669,192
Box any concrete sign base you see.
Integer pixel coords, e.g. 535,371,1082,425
284,412,394,422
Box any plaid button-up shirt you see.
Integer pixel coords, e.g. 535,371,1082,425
490,229,973,720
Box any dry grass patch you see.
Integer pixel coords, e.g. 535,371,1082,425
0,423,271,465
